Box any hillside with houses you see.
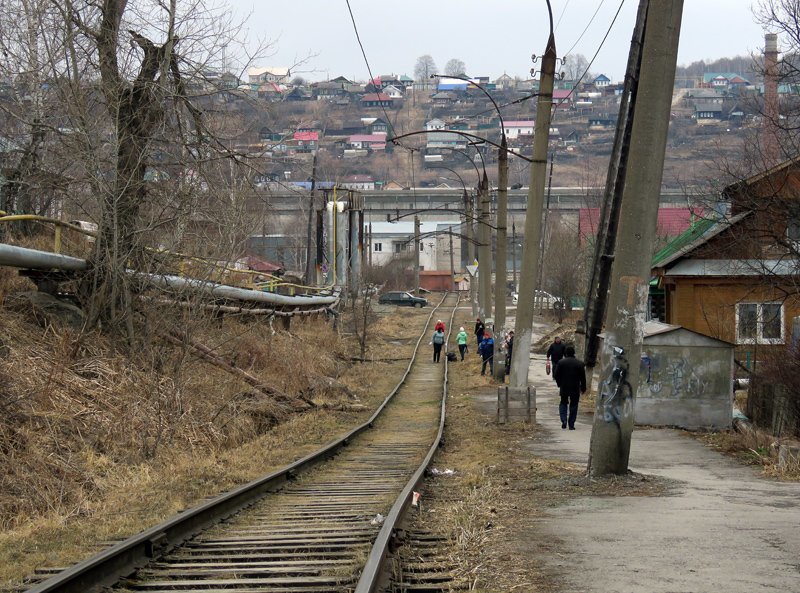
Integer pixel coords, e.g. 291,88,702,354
171,62,787,191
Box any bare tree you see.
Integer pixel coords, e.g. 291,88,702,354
414,54,437,82
444,58,466,77
542,222,587,323
0,0,272,339
562,53,593,83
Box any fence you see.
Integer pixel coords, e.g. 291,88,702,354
496,386,535,425
747,383,800,438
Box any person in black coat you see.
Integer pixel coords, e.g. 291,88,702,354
474,318,485,349
553,345,586,430
546,336,567,380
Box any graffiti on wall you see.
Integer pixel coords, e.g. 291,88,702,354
599,346,634,425
640,352,707,397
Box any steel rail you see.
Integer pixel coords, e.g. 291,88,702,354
23,293,452,593
354,299,458,593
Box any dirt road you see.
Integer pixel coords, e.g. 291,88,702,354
527,351,800,593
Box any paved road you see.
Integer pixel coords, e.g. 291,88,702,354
526,351,800,593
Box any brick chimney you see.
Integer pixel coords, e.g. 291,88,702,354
763,33,780,165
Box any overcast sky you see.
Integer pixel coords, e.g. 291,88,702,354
226,1,769,83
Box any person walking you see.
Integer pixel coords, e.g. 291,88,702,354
553,345,586,430
431,327,446,363
546,336,567,379
456,327,469,361
474,318,485,350
504,330,514,376
435,319,446,333
479,332,494,376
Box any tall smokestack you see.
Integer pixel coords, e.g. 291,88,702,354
763,33,780,165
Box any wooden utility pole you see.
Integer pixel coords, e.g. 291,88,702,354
588,0,683,476
509,31,557,390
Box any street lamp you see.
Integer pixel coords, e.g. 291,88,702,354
432,73,510,364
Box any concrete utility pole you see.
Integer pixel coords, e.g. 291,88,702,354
464,189,478,317
448,226,455,290
509,30,557,390
304,151,318,284
414,215,420,294
582,0,648,394
588,0,683,476
494,138,509,378
478,172,492,319
512,222,517,290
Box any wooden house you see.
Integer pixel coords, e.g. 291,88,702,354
651,156,800,363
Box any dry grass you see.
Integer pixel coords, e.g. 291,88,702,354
696,427,800,481
0,284,430,589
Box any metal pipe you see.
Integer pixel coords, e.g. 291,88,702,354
0,243,338,307
0,243,88,271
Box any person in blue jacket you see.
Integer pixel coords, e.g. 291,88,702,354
479,332,495,376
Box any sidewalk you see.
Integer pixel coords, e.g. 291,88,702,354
525,352,800,593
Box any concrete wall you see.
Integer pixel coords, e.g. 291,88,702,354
636,337,733,429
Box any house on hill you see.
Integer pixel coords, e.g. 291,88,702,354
248,66,291,84
593,74,611,88
650,156,800,360
360,93,394,108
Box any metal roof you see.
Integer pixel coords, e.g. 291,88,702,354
664,258,799,277
651,211,750,268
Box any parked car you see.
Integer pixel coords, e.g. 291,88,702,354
378,291,428,307
511,289,563,309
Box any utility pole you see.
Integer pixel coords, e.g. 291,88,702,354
493,138,508,378
304,151,318,284
512,222,517,290
535,153,555,314
464,189,478,317
414,215,420,294
509,29,557,390
582,0,649,391
448,226,455,291
588,0,683,476
478,172,491,319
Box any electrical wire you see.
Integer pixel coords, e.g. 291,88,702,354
343,0,418,208
554,0,571,31
343,0,397,138
555,0,627,109
563,0,608,59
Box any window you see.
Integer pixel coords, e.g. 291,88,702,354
394,243,403,253
373,243,382,252
736,302,784,344
419,242,424,252
787,219,800,242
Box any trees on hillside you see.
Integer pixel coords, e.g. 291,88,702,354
414,55,438,82
444,59,466,77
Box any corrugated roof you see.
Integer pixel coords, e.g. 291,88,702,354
650,211,750,268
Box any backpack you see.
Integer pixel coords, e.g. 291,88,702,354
446,351,457,362
433,332,445,345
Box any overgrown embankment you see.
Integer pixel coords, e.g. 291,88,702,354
0,268,427,588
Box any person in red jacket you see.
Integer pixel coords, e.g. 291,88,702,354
435,319,445,333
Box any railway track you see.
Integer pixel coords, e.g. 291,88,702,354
24,293,461,593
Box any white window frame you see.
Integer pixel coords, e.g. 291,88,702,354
735,301,784,345
373,242,382,252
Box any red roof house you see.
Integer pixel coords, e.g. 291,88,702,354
579,207,702,246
